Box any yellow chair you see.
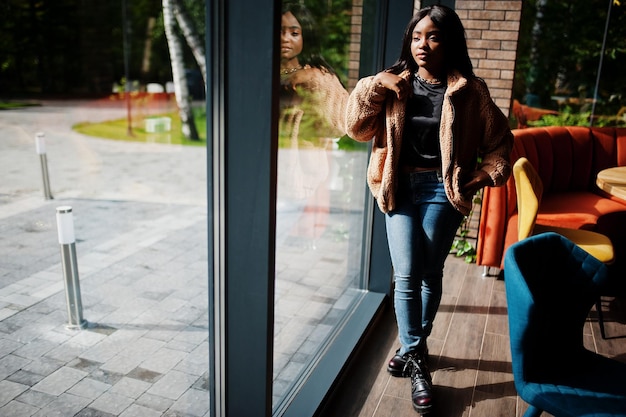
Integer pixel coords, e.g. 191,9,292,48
513,157,614,337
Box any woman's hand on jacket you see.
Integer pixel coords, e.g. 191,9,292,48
461,170,492,197
372,71,410,100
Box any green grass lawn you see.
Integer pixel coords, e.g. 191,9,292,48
73,109,367,151
73,107,207,146
0,101,40,110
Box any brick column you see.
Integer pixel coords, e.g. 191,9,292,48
455,0,523,116
348,0,363,90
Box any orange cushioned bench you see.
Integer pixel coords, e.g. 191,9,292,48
476,126,626,273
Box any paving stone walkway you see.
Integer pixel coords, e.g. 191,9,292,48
0,100,210,417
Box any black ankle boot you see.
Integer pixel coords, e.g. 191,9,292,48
408,351,433,414
387,343,429,377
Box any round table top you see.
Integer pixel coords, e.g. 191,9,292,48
597,166,626,183
596,166,626,202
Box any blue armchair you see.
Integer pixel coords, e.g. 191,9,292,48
504,232,626,417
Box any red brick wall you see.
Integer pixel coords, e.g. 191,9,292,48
348,0,363,90
454,0,522,116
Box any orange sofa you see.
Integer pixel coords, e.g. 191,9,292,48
476,126,626,272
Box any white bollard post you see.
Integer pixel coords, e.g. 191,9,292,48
56,206,87,330
35,132,53,200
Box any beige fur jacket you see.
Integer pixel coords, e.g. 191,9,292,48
280,66,348,142
345,70,513,216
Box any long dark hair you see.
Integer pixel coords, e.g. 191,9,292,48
281,1,336,75
388,5,474,78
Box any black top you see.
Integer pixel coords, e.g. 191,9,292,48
400,76,446,169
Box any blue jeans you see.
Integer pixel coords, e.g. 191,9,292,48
385,171,463,356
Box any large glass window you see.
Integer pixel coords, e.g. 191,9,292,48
273,0,371,411
0,0,409,415
0,2,210,417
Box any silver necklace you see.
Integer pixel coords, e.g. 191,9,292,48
280,66,303,75
415,73,442,85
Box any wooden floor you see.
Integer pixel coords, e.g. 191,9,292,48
317,255,626,417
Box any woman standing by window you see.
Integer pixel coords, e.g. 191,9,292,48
346,5,512,414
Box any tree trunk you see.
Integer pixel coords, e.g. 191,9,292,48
163,0,199,140
171,0,207,87
141,17,156,78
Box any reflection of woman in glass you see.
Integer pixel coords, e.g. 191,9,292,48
346,5,512,414
278,1,348,240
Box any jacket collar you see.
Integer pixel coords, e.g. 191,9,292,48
445,70,468,95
